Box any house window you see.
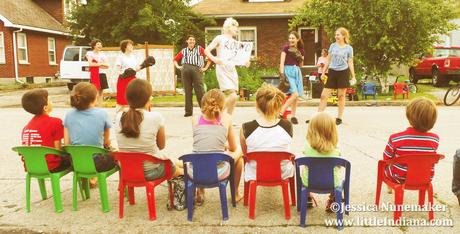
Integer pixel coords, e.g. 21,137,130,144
17,33,28,64
0,32,5,64
48,38,57,64
205,27,258,57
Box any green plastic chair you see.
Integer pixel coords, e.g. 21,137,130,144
12,146,73,213
63,145,118,213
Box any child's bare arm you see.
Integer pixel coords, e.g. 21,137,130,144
64,128,70,145
156,126,166,150
103,128,111,149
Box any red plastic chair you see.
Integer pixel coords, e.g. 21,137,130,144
375,154,444,222
393,82,409,99
112,152,174,221
243,152,296,220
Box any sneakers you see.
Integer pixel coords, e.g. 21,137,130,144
325,196,335,213
290,117,298,124
184,113,192,117
335,118,342,125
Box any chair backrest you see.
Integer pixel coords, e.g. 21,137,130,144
63,145,107,174
389,154,444,187
394,82,408,94
111,152,173,183
295,157,351,190
245,151,294,182
12,146,63,176
179,153,233,185
363,82,376,94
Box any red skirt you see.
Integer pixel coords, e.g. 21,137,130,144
116,76,136,105
89,66,101,90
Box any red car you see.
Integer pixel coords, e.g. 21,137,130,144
409,46,460,86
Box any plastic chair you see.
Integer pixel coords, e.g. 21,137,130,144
12,146,76,213
393,82,409,99
295,157,351,229
179,153,235,221
361,82,376,100
63,145,118,213
375,154,444,222
243,152,296,220
111,152,174,221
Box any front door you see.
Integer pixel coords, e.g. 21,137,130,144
299,28,317,66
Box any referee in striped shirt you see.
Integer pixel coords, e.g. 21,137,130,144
174,35,211,117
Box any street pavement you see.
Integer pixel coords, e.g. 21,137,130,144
0,105,459,233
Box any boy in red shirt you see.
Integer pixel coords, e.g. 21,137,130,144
21,89,70,172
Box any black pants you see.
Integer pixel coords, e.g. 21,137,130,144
182,64,205,115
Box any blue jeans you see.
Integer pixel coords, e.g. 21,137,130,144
284,65,304,95
452,149,460,195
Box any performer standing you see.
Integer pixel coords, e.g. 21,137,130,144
86,39,109,106
204,17,250,116
174,35,211,117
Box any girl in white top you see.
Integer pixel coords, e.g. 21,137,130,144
86,39,109,106
240,84,294,181
204,17,250,115
115,39,142,109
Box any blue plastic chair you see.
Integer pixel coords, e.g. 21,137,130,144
295,157,351,230
361,82,376,100
179,153,236,221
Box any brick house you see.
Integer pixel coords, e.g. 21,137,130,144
192,0,329,69
0,0,74,82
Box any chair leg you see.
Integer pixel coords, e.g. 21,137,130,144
334,189,344,230
289,177,296,206
50,175,63,213
375,176,383,207
219,182,229,220
98,174,110,213
168,181,174,210
394,187,404,223
72,175,78,211
418,189,426,207
119,183,125,219
77,177,85,200
299,188,308,227
38,179,47,200
244,181,249,206
281,182,291,220
428,184,434,221
146,186,156,221
82,178,90,199
344,182,350,216
249,182,257,220
229,176,236,207
128,186,135,205
26,174,31,213
186,184,195,222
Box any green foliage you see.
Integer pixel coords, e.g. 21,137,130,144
290,0,458,76
68,0,215,49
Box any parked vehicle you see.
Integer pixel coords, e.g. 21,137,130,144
59,46,90,90
409,46,460,87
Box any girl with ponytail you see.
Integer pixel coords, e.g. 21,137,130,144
115,79,183,181
190,89,244,205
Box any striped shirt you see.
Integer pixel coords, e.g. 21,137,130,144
383,127,439,183
173,45,209,68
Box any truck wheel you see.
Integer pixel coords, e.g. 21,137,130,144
409,68,418,84
432,69,445,87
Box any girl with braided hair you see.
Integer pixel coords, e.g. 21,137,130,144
189,89,244,205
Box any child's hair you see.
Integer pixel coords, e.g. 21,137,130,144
256,84,285,119
406,97,437,132
336,27,350,44
120,79,152,138
321,48,328,55
21,89,48,115
201,89,225,120
70,82,97,111
307,112,338,154
223,17,238,33
120,39,134,53
289,31,304,51
186,35,195,40
90,39,102,49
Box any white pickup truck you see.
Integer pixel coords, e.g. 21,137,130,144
59,46,91,90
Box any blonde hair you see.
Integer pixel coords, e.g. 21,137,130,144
406,97,437,132
307,112,338,154
223,17,239,33
337,27,350,44
201,89,225,120
256,84,285,119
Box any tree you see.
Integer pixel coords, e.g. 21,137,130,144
68,0,214,48
290,0,458,90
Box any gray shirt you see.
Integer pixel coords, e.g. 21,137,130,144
328,43,353,71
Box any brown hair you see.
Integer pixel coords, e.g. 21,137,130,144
90,39,102,49
21,89,48,115
289,31,304,51
201,89,225,120
307,112,338,154
256,84,285,119
120,79,152,138
70,82,97,110
406,97,437,132
186,35,195,40
336,27,351,44
120,39,134,53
